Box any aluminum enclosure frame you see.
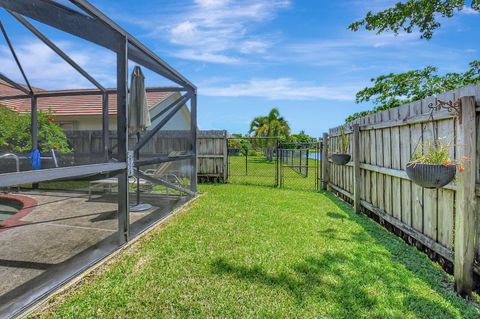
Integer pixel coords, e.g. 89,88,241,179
0,1,197,317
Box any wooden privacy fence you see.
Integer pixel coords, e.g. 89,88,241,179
64,130,227,182
197,130,228,182
324,84,480,296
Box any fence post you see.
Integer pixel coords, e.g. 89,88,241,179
321,132,329,190
275,138,280,187
353,124,361,213
245,149,248,176
223,131,228,183
454,96,477,297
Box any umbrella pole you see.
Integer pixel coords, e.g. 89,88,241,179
130,132,152,212
136,132,141,205
129,66,152,213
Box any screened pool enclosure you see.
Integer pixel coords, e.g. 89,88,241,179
0,1,197,317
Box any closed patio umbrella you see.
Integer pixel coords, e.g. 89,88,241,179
128,66,152,212
128,66,151,135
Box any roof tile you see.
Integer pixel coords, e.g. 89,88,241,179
0,80,174,116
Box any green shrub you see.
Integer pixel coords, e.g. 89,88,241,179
0,105,72,153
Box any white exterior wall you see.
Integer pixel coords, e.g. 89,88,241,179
149,92,191,131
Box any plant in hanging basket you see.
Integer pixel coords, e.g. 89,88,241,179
331,125,351,165
406,140,466,189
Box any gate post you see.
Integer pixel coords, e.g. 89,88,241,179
245,149,248,176
353,124,361,213
299,149,302,175
275,138,279,187
454,96,477,297
321,132,329,190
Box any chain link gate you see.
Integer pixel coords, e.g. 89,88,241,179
227,137,279,187
227,137,321,191
279,141,320,191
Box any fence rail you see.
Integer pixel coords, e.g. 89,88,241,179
324,84,480,296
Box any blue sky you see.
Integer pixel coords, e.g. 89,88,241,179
1,0,479,137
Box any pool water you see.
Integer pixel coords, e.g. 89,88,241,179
0,199,22,221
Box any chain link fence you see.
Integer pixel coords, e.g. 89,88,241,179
227,137,321,190
227,137,278,187
279,142,320,190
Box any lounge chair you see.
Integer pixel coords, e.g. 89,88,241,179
88,151,186,198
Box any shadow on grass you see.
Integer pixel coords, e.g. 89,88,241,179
211,254,379,318
210,191,478,318
211,251,463,318
326,211,347,220
247,158,274,164
323,191,478,316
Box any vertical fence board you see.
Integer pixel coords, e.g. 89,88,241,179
410,101,424,233
437,119,455,248
383,125,392,216
353,125,361,213
321,133,329,190
421,97,438,240
454,96,477,297
370,123,378,207
364,124,371,203
375,113,384,211
390,107,402,220
398,104,412,226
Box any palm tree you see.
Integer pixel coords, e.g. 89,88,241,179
249,108,290,160
249,108,290,138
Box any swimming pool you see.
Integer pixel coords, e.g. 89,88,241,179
0,198,23,221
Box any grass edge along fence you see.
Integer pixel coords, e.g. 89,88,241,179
323,84,480,298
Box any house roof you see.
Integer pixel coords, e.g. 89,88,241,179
0,80,175,116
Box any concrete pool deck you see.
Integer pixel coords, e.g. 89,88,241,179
0,189,189,316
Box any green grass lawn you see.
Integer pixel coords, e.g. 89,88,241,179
34,184,478,319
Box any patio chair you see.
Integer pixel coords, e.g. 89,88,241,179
88,151,186,198
142,151,187,190
88,176,150,200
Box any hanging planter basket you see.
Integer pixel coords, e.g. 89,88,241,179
406,162,456,189
331,154,351,165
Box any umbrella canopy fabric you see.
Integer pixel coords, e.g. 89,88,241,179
128,66,151,135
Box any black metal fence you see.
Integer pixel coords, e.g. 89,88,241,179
227,137,278,187
227,137,321,190
279,142,320,190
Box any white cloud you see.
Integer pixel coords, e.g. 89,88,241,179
175,50,241,64
200,78,358,101
138,0,290,63
462,6,479,14
0,40,115,90
239,40,270,54
278,31,423,68
194,0,230,7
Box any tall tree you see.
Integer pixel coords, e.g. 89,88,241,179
249,108,290,160
249,108,290,138
346,0,480,122
349,0,479,40
346,62,480,122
